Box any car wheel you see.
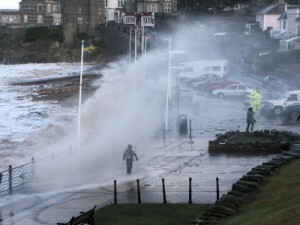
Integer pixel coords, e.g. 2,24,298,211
273,107,283,116
218,93,225,98
290,111,300,121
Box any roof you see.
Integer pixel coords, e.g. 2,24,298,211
256,3,286,15
278,12,287,20
284,36,300,42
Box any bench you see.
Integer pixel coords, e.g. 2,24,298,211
57,205,97,225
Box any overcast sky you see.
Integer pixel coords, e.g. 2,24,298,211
0,0,20,9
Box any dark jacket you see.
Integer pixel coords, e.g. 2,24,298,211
123,148,138,161
246,108,256,123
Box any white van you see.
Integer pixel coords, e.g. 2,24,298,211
179,60,228,82
264,90,300,116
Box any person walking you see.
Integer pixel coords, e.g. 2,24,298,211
123,144,138,174
246,107,256,133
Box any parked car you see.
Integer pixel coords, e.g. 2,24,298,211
206,80,239,93
191,76,225,90
262,76,284,89
212,84,253,98
263,90,300,116
282,104,300,120
243,93,282,108
186,73,218,87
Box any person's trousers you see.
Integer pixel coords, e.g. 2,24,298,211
246,122,254,132
126,159,133,174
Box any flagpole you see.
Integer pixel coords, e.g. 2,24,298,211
77,40,84,150
165,37,171,131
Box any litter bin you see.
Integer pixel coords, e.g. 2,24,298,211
178,114,188,135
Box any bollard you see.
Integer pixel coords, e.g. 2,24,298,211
189,120,194,143
114,180,117,204
0,172,2,184
137,179,141,204
216,177,220,201
188,177,192,204
162,178,167,204
31,157,35,179
9,165,12,194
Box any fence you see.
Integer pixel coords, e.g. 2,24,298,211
113,177,222,204
0,156,226,204
0,146,73,195
0,158,34,194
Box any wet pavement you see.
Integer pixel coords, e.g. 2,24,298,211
0,137,277,225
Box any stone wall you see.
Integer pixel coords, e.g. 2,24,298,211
208,130,300,154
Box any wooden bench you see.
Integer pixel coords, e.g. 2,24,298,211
57,205,97,225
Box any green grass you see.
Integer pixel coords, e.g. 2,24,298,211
94,204,210,225
93,159,300,225
222,159,300,225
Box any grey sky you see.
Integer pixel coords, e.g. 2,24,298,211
0,0,20,9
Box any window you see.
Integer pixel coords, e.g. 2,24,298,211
288,94,297,101
283,20,286,29
118,0,126,7
78,7,82,15
86,17,89,24
287,42,295,50
23,15,28,23
147,3,157,12
238,85,246,90
164,3,171,13
78,17,83,24
47,4,51,13
227,85,236,90
37,4,43,12
37,15,43,23
124,16,135,24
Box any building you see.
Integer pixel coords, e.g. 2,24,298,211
0,10,21,27
255,2,286,32
63,0,105,45
126,0,177,14
19,0,62,26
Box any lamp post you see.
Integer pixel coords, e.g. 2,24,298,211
77,40,84,150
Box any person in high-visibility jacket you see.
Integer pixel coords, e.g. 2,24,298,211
248,88,262,111
254,90,262,111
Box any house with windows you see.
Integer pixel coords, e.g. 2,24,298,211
126,0,177,14
0,10,21,27
255,1,300,51
255,2,286,34
19,0,62,26
278,4,300,50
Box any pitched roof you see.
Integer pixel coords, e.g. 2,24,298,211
256,3,286,15
278,12,287,20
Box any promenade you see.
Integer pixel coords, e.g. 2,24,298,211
0,137,276,225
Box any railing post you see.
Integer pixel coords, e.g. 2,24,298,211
162,178,167,204
188,177,192,204
189,120,194,143
216,177,220,201
9,165,13,194
31,156,35,172
136,179,141,204
114,180,117,204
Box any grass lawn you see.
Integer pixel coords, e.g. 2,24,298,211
94,204,211,225
222,158,300,225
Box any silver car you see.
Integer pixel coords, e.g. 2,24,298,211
212,84,253,98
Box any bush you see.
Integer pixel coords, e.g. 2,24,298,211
25,26,64,43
